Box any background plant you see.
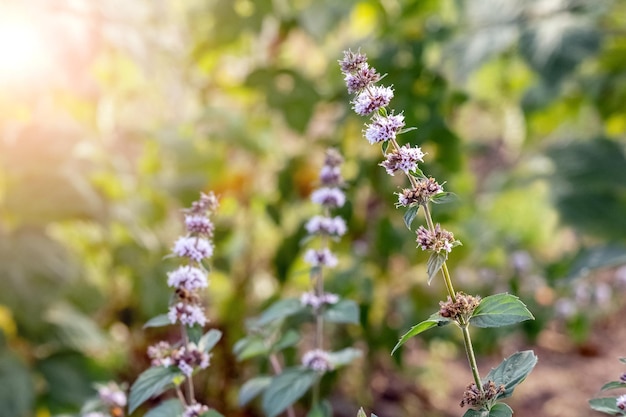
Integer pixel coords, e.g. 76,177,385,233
0,1,625,416
234,149,361,417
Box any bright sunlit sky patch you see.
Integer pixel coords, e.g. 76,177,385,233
0,4,50,82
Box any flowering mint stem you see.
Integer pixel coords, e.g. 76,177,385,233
460,321,484,393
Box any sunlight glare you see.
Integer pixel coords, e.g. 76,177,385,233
0,9,48,81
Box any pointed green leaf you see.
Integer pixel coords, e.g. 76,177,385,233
328,347,362,368
382,140,390,155
485,350,538,399
187,325,204,344
409,166,426,179
488,403,513,417
431,192,458,205
143,314,172,328
257,299,305,326
391,313,452,355
403,205,420,230
129,366,181,414
323,299,359,324
470,293,534,328
600,381,626,391
144,398,183,417
398,126,418,135
238,376,272,406
262,368,317,417
589,397,621,414
426,252,447,285
199,329,222,352
619,357,626,364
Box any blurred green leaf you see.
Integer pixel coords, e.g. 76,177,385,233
199,329,222,352
589,397,621,414
272,329,301,352
262,368,317,417
233,336,270,361
144,399,183,417
0,350,33,417
239,376,272,406
328,347,361,368
144,314,171,328
323,299,359,324
129,366,181,414
257,299,305,326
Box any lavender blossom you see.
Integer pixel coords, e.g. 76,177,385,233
168,302,207,327
183,403,210,417
305,215,347,236
172,236,214,262
352,85,394,116
416,224,458,254
304,248,339,268
302,349,333,372
380,144,425,176
301,291,340,310
310,187,346,208
167,265,209,291
364,112,405,144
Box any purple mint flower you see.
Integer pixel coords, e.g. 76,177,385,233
310,187,346,208
178,360,194,377
617,394,626,410
302,349,333,372
185,214,214,235
182,403,210,417
364,113,405,144
167,265,208,291
304,248,338,268
352,85,394,116
319,165,342,186
97,383,127,408
344,63,381,94
173,236,213,262
305,215,347,236
168,302,207,327
147,341,174,367
339,49,368,74
300,291,340,309
380,144,425,176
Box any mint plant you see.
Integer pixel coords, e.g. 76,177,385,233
340,49,537,417
589,358,626,415
235,149,361,417
126,192,224,417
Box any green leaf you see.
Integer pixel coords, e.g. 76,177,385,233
233,336,270,361
382,141,389,155
488,403,513,417
262,368,317,417
143,314,171,328
272,329,300,352
199,329,222,352
187,325,204,344
144,398,183,417
589,397,621,414
391,313,452,355
600,381,626,391
485,350,538,399
323,299,359,324
403,205,420,230
620,357,626,364
357,407,367,417
238,376,272,406
409,166,426,179
398,126,418,135
0,351,34,417
426,252,447,285
257,298,305,326
307,400,332,417
462,409,488,417
431,192,457,205
129,366,181,414
328,348,362,368
470,293,534,328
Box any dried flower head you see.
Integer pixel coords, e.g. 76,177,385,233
416,224,459,254
396,178,443,207
439,292,482,322
460,380,505,408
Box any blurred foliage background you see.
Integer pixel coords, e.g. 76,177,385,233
0,0,625,416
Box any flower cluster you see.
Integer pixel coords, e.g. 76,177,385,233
167,192,218,326
460,380,505,408
300,291,339,310
416,224,459,254
439,292,482,322
302,349,334,373
148,341,211,377
618,394,626,411
81,382,127,417
396,177,444,207
183,403,210,417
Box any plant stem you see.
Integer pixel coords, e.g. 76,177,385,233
459,321,484,393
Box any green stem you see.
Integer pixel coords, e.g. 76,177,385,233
460,321,484,393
